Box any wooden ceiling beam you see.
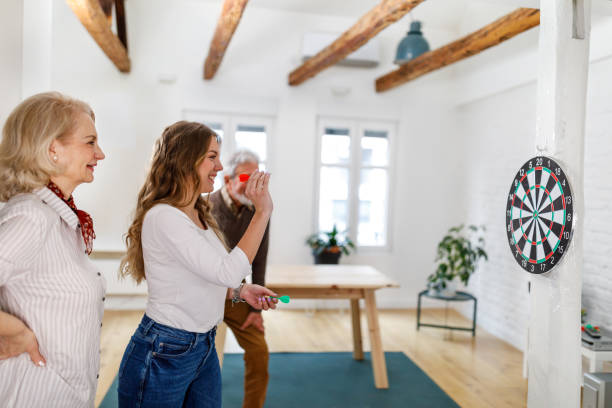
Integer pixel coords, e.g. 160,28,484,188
114,0,127,50
98,0,113,26
204,0,249,80
288,0,425,86
375,8,540,92
66,0,130,73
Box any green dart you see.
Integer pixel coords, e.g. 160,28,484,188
268,295,290,303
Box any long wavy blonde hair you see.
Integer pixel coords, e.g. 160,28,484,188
119,121,226,284
0,92,94,202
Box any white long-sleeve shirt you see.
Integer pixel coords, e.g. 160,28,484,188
142,204,251,333
0,188,106,407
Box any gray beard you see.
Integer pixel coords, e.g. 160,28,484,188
234,192,252,206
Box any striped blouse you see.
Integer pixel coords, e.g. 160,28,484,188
0,187,106,407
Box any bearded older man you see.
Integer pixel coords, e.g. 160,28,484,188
209,149,270,408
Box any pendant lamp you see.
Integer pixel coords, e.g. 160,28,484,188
394,21,430,65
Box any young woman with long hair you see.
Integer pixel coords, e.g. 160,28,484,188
117,121,276,407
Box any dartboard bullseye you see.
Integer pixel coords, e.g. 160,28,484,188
505,156,574,274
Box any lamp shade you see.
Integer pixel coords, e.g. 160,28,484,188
394,21,430,65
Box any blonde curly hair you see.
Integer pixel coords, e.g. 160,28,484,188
0,92,94,202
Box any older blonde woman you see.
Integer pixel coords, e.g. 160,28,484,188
0,92,106,407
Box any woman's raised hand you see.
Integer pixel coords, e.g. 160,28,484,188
244,171,273,215
236,171,273,263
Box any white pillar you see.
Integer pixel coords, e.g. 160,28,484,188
21,0,53,97
528,1,590,407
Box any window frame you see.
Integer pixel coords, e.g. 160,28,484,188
315,116,396,252
182,110,274,179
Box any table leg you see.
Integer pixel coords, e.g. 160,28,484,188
417,292,422,331
215,322,227,369
351,299,364,360
472,297,477,337
364,290,389,389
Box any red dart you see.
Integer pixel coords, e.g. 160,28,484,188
239,174,250,182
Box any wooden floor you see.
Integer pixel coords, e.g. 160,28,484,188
97,308,527,407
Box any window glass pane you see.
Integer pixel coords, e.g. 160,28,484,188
361,130,388,166
318,166,349,233
321,128,350,165
204,122,224,140
235,125,267,161
212,177,223,192
358,168,387,246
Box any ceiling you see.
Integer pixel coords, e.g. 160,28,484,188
194,0,612,31
191,0,463,32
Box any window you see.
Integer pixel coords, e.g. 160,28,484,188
183,111,273,191
316,118,395,248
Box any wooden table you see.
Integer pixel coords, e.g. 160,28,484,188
218,264,399,389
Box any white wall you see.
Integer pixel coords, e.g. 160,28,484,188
22,0,53,97
0,0,23,125
36,0,467,308
457,83,536,350
6,0,612,351
453,16,612,350
4,0,610,354
582,55,612,331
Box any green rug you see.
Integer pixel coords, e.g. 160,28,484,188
100,352,459,407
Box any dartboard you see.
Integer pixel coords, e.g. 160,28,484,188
506,156,574,274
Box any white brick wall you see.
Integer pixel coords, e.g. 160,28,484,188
455,83,536,350
454,56,612,350
582,57,612,331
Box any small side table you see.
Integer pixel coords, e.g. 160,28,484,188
582,345,612,372
416,289,477,336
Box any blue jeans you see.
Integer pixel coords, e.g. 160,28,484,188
117,314,221,408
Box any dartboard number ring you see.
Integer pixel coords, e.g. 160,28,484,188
506,156,574,274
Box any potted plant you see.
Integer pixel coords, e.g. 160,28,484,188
427,224,488,296
306,225,355,264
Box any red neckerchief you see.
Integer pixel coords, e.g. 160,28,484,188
46,181,96,255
